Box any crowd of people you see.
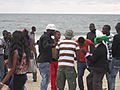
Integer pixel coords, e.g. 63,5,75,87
0,22,120,90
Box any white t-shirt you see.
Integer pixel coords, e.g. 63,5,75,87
96,29,104,37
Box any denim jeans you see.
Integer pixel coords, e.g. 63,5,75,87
77,61,87,90
0,54,4,81
38,62,50,90
106,61,112,90
110,58,120,90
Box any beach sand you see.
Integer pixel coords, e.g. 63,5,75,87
2,63,120,90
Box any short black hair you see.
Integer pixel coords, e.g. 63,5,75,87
32,26,36,29
115,23,120,29
55,30,60,33
2,30,8,36
78,37,85,44
103,25,111,31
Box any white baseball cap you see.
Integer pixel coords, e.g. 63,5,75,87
46,24,57,30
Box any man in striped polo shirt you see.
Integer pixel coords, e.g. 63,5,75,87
56,30,80,90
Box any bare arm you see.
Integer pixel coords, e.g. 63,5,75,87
0,51,18,89
56,49,59,60
76,50,80,61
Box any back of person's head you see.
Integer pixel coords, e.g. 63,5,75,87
115,22,120,33
22,28,29,34
78,37,85,46
94,37,103,44
9,31,30,66
9,31,24,65
22,28,30,39
64,30,74,39
13,30,22,38
94,36,109,44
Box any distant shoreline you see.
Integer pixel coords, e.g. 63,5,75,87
0,13,120,15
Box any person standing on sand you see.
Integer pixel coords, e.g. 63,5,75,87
86,23,104,90
86,23,103,53
29,26,37,82
0,31,30,90
77,37,94,90
111,22,120,90
102,25,114,90
0,30,7,82
36,24,56,90
85,36,109,90
56,30,80,90
50,30,61,90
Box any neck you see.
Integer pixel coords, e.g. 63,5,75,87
54,38,59,42
31,31,34,34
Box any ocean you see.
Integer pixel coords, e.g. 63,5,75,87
0,14,120,40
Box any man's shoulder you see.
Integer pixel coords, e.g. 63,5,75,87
85,39,93,43
0,38,5,43
114,34,120,38
86,32,94,37
40,33,48,39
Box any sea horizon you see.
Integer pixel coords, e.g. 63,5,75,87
0,14,119,39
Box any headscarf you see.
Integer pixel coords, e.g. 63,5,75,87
94,36,109,44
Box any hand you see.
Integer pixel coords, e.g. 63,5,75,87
52,42,57,47
4,59,8,65
0,83,4,90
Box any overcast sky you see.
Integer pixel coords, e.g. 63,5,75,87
0,0,120,14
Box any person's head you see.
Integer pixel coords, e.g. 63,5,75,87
9,31,30,66
102,25,111,36
94,37,103,44
2,30,8,39
7,32,12,40
78,37,85,46
54,31,61,40
46,24,56,36
64,30,74,39
115,22,120,34
31,26,36,32
22,28,29,39
89,23,96,32
94,36,109,44
22,28,29,34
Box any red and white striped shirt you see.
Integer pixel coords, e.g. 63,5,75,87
56,40,79,67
